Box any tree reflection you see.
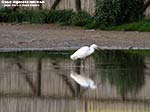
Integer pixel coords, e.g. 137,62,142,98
94,50,145,100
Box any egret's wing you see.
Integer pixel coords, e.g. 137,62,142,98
71,46,89,59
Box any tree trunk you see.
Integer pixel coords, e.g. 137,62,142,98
143,0,150,12
75,0,81,11
39,0,42,9
51,0,61,10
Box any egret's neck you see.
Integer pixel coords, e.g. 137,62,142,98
89,47,95,54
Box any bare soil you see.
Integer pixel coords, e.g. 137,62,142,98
0,23,150,51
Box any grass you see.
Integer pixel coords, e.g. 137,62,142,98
101,20,150,32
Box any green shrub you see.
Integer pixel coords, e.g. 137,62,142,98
22,9,48,23
8,10,25,23
0,8,49,23
71,11,92,26
0,8,76,24
94,0,144,26
0,6,148,32
0,8,12,22
0,8,93,26
46,10,75,24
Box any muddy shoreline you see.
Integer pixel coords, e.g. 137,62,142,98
0,23,150,51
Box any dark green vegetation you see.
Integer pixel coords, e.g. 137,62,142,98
92,0,150,32
0,8,92,26
0,0,150,32
94,0,144,26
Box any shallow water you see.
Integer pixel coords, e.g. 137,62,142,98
0,50,150,112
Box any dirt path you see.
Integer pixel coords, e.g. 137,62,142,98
0,23,150,51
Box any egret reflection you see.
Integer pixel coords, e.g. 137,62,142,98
70,58,97,95
70,71,97,90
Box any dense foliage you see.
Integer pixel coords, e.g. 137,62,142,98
0,8,74,23
94,0,144,26
0,8,92,25
71,11,92,26
0,6,150,32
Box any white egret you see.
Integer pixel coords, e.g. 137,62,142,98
70,44,99,60
70,71,97,90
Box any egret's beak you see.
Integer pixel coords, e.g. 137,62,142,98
96,47,102,50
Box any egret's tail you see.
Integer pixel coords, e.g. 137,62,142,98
70,73,76,79
70,55,73,59
70,55,76,60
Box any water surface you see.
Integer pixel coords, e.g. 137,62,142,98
0,50,150,112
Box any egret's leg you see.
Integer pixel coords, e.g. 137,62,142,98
72,60,76,68
72,59,81,74
72,61,75,68
83,60,85,67
82,59,85,70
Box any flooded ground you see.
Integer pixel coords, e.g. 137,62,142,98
0,50,150,112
